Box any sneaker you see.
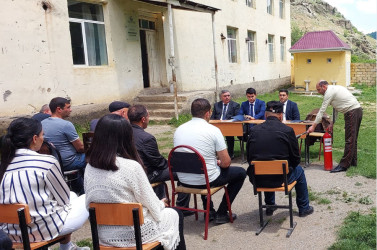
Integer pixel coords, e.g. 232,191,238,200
215,212,237,224
299,206,314,217
67,243,90,250
204,210,216,222
266,206,277,216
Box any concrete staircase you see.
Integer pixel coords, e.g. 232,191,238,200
134,88,215,122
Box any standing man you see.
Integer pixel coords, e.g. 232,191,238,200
279,89,300,121
307,80,362,173
174,98,246,224
210,90,240,159
247,101,313,217
128,105,191,211
42,97,85,194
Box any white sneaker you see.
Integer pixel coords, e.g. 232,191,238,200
67,242,90,250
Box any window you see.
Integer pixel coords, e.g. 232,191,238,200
268,34,274,62
68,0,108,66
227,27,238,63
267,0,273,15
247,31,256,63
139,19,155,30
246,0,255,8
279,0,285,18
280,37,286,61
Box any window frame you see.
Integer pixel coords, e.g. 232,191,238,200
279,0,285,19
227,27,238,63
68,2,108,66
280,36,286,61
247,31,256,63
246,0,255,8
267,0,273,15
268,34,275,62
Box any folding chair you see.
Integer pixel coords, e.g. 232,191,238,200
89,203,162,250
38,141,79,190
168,145,233,240
0,204,66,250
249,160,297,238
82,132,94,152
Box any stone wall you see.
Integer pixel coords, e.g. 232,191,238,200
351,63,376,85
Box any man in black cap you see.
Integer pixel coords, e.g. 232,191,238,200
247,101,313,217
90,101,130,131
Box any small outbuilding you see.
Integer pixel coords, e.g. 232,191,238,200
289,30,351,91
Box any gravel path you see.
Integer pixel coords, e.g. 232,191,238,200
72,125,376,249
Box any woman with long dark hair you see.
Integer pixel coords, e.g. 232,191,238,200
0,118,89,250
85,114,185,250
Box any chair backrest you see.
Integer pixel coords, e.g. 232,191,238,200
38,141,64,168
249,160,289,194
82,132,94,152
168,145,210,191
0,204,32,249
89,203,144,226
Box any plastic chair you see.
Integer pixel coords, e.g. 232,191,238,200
168,145,233,240
89,203,161,250
249,160,297,238
0,204,66,250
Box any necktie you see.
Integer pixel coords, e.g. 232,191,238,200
221,104,228,120
249,103,254,117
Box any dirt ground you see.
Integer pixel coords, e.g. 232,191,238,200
71,124,376,249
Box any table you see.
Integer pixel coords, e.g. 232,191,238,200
209,120,313,166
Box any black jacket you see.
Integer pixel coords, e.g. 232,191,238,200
246,116,300,187
131,124,167,178
210,100,240,120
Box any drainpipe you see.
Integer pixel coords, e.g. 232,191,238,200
168,3,179,120
211,12,219,102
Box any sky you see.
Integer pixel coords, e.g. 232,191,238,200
324,0,377,34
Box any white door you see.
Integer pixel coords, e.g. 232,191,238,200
145,30,161,87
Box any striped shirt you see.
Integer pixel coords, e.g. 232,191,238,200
0,149,71,242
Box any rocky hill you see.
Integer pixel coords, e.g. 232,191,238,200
291,0,376,60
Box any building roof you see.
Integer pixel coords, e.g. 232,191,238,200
134,0,220,13
289,30,351,53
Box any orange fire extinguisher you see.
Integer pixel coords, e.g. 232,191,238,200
323,129,333,171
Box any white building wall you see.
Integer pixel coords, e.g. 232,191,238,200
173,0,291,91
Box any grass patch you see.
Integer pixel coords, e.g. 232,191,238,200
317,198,331,204
329,210,376,250
76,238,93,249
168,113,192,127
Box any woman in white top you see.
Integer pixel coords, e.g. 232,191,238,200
0,118,89,250
85,114,185,250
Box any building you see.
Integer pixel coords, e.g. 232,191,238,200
289,30,352,91
0,0,291,116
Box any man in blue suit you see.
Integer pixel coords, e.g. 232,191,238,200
211,90,240,158
238,88,265,121
279,89,300,121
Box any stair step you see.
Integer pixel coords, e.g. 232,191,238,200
149,109,178,117
149,116,173,122
139,87,170,95
134,102,183,109
137,94,188,102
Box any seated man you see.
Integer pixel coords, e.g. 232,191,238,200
128,105,190,210
90,101,130,131
42,97,85,194
210,90,240,159
238,87,265,121
31,104,51,122
279,89,300,121
247,101,314,217
174,98,247,224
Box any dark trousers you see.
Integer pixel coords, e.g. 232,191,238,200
64,153,86,195
148,168,190,207
264,166,310,213
339,107,363,168
181,166,246,215
170,208,186,250
225,136,235,156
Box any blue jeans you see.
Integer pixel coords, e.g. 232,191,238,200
181,166,246,215
264,166,310,213
64,153,86,195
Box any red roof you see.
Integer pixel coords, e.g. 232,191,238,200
289,30,351,52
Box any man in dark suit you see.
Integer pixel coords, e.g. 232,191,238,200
238,88,265,135
210,90,240,158
279,89,300,121
247,101,313,217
